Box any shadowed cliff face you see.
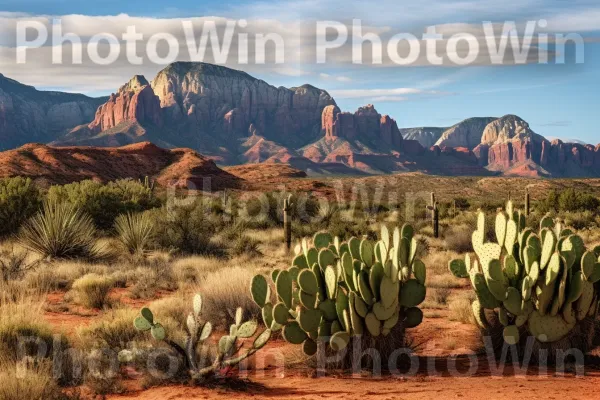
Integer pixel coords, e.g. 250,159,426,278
0,74,105,151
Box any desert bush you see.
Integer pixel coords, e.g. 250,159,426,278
129,260,178,300
18,201,107,261
199,266,261,330
0,177,43,238
443,224,473,253
47,179,160,231
0,360,68,400
115,212,155,258
448,292,476,324
538,188,600,213
0,248,39,282
78,308,141,349
229,234,262,257
240,192,320,229
147,202,225,256
71,274,113,309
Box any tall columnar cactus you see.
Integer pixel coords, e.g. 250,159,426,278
251,225,427,359
127,293,271,383
283,195,292,252
449,201,600,358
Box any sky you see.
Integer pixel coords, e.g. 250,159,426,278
0,0,599,143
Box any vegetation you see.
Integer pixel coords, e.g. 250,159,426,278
115,212,155,258
0,177,42,238
449,200,600,360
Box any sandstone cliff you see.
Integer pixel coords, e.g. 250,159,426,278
0,74,105,150
435,117,498,149
399,127,446,148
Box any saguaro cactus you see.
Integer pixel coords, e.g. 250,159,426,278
525,189,531,216
449,201,600,361
427,193,439,238
283,194,292,252
251,225,427,367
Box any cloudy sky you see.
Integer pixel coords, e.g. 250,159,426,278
1,0,599,143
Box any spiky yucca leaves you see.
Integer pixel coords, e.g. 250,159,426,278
126,293,271,384
251,225,427,368
449,201,600,361
114,212,155,257
18,201,106,261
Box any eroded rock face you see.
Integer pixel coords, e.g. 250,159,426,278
88,75,162,133
0,73,103,150
321,104,403,148
480,115,544,145
435,117,497,149
151,62,335,146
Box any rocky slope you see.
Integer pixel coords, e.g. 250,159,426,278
0,74,105,150
0,142,241,189
435,117,498,149
399,127,447,148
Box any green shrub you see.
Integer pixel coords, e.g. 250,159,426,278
18,201,106,261
115,212,155,257
71,274,113,309
47,179,160,231
0,177,42,238
538,188,599,213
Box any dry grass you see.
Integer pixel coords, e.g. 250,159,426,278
448,291,476,325
0,359,66,400
71,274,114,309
197,266,262,330
423,287,452,309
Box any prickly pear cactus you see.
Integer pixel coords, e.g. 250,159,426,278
251,225,427,359
449,202,600,359
130,293,271,382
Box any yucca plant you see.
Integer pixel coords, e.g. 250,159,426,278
18,201,105,261
114,212,155,258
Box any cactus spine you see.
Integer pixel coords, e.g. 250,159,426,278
129,293,271,382
449,202,600,358
251,225,427,360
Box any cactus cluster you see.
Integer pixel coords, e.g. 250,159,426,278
128,293,271,382
251,225,427,357
449,201,600,348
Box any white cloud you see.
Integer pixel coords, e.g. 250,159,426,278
329,87,451,103
319,73,351,82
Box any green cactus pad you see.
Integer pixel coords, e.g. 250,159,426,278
540,231,557,270
486,277,508,302
536,280,554,316
582,251,596,281
298,308,321,333
504,287,523,316
314,232,333,250
141,308,154,324
566,271,584,304
401,223,414,241
351,292,368,318
495,212,507,247
262,303,274,329
413,259,426,285
588,264,600,283
151,323,166,341
373,301,397,321
299,291,318,309
330,331,350,352
365,312,382,337
358,271,375,305
318,299,338,322
253,329,272,350
349,300,364,335
540,215,554,230
134,316,152,331
399,279,426,308
383,311,400,331
200,321,213,341
302,338,318,356
282,321,308,345
360,239,374,267
404,307,423,328
381,225,390,252
545,252,562,286
297,269,318,296
449,259,469,278
560,236,577,269
193,294,203,318
218,335,236,355
380,276,399,308
369,262,385,301
498,308,509,326
318,248,336,270
503,325,520,345
528,261,540,283
324,266,338,300
335,290,349,327
471,300,488,329
478,243,502,275
348,237,361,260
503,255,519,281
341,252,353,276
487,259,504,282
399,237,410,268
472,273,501,309
251,275,271,308
292,254,310,271
271,269,280,283
276,270,293,309
521,276,533,302
528,311,575,343
237,321,258,338
276,300,294,323
576,281,595,320
505,220,518,255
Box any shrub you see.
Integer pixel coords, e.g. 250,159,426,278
443,224,473,253
47,179,160,231
18,201,106,261
71,274,113,309
115,212,155,257
0,249,39,282
0,360,67,400
0,177,42,238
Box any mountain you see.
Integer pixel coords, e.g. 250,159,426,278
2,63,599,178
0,142,240,189
399,127,447,148
0,73,105,150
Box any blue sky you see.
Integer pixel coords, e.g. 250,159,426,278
1,0,599,143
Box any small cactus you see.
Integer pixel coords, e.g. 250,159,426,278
251,225,427,359
449,201,600,360
129,293,271,383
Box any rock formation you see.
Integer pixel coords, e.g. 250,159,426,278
0,73,104,150
399,127,446,148
321,104,403,148
435,117,498,149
